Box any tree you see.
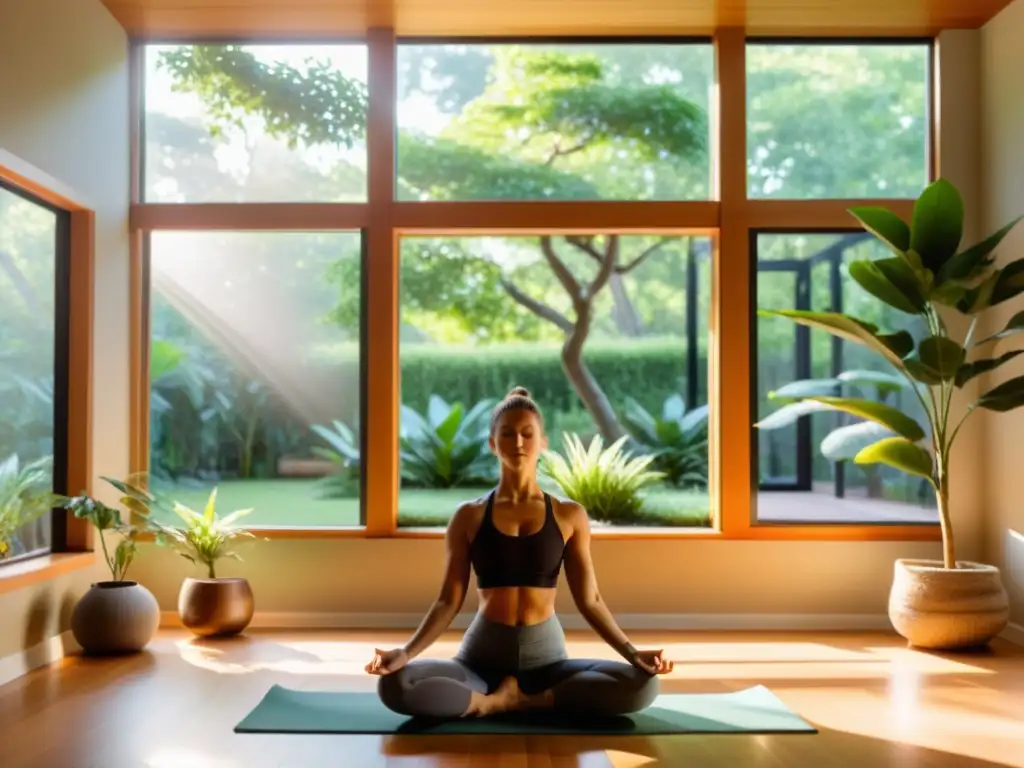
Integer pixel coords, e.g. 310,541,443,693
154,44,708,441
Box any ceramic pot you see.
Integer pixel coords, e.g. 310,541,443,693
889,558,1010,650
178,577,254,637
71,581,160,655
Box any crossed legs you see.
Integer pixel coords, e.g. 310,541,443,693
377,657,659,719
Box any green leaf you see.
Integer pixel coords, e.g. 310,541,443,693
904,357,944,386
936,216,1023,284
821,421,895,462
755,400,831,430
976,375,1024,412
918,336,964,380
956,350,1024,387
848,258,925,314
932,282,968,307
836,369,908,395
975,311,1024,347
910,178,964,271
854,437,935,482
957,270,1001,314
757,310,910,368
769,379,841,398
848,206,910,255
800,396,926,441
989,259,1024,309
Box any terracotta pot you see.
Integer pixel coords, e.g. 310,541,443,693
888,558,1010,650
71,581,160,655
178,577,255,637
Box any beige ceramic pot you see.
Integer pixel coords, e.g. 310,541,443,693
178,577,255,637
71,581,160,655
889,558,1010,650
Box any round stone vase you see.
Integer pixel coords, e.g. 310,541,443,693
888,558,1010,650
178,577,255,637
71,581,160,655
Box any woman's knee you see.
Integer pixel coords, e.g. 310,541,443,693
627,671,660,713
376,670,413,715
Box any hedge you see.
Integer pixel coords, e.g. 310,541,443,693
310,335,708,417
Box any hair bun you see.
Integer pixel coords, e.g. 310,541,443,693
507,386,531,399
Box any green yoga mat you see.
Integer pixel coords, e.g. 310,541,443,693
234,684,817,735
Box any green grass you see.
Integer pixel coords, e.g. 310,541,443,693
156,478,711,529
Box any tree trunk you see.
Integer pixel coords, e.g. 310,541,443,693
561,303,626,442
609,273,644,337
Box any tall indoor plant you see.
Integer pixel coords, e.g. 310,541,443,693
757,178,1021,649
61,478,160,654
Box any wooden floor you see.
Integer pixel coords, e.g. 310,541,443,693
2,628,1023,767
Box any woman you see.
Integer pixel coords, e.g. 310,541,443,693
365,387,673,720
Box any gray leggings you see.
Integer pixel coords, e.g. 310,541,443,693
378,613,659,719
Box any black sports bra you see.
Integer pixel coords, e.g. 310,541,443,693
469,491,566,589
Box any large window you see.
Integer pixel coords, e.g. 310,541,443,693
396,42,714,201
746,41,930,199
146,231,363,528
144,44,369,203
0,182,69,562
132,34,940,540
754,232,937,524
397,233,712,529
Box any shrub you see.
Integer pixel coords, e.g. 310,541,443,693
542,433,665,525
621,394,709,488
400,395,498,488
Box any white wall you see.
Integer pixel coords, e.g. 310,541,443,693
981,0,1024,625
0,0,129,660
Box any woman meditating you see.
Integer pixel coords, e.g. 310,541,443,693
366,387,673,719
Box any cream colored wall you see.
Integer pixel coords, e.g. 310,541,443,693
981,0,1024,625
0,0,129,660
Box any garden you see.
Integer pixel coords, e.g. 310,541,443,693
0,41,938,560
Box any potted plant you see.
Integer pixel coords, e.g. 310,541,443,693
148,487,259,638
757,177,1021,650
0,454,60,560
61,478,160,654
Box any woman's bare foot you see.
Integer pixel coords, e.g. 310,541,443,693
462,677,554,718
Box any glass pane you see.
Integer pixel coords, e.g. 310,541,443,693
148,231,362,528
397,234,712,529
747,43,929,199
144,44,368,203
754,233,938,524
397,44,714,201
0,185,59,561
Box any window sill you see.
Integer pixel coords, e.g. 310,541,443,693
128,524,940,542
0,552,96,595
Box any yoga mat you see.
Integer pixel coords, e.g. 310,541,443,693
234,684,817,735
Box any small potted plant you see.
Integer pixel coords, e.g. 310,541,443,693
61,478,160,655
757,177,1021,650
148,487,259,638
0,454,59,560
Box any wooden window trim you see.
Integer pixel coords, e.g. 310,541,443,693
127,31,942,543
0,150,95,565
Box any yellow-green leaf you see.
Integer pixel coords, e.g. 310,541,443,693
854,437,934,482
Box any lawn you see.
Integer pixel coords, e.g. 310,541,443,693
155,478,712,529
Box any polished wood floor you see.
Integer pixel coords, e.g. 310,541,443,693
2,628,1023,767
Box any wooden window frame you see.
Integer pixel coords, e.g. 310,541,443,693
127,30,941,543
0,150,95,592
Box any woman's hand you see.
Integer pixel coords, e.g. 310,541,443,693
365,647,409,676
630,649,674,676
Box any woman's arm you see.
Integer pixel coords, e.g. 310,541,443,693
561,502,639,664
399,503,474,659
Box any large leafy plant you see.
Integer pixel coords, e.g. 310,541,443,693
542,432,664,525
758,178,1024,569
310,419,361,498
621,395,709,489
0,454,60,559
400,395,497,488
